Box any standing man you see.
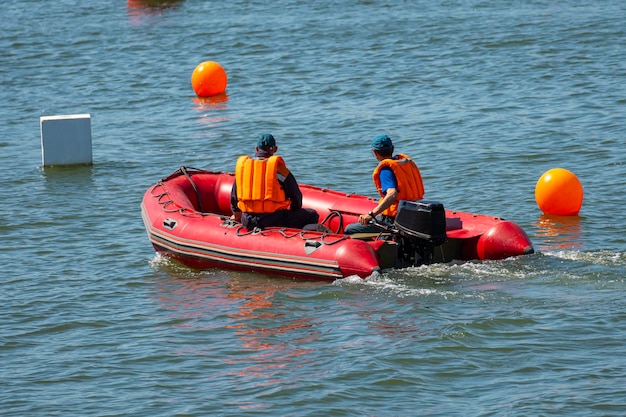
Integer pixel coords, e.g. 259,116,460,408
230,134,319,230
344,134,425,234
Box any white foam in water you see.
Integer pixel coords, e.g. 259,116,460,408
335,265,462,298
546,249,626,266
149,252,165,268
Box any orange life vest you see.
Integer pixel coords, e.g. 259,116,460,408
372,153,425,217
235,155,292,214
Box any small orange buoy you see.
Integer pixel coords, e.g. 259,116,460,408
535,168,584,216
191,61,228,97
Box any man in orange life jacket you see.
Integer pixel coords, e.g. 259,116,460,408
344,134,425,235
230,134,319,230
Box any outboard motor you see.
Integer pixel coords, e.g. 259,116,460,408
393,200,447,267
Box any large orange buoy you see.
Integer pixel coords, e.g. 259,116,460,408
191,61,228,97
535,168,584,216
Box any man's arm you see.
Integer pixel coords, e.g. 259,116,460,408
373,187,398,215
282,173,303,210
230,182,242,221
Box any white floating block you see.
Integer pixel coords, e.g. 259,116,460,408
40,114,93,166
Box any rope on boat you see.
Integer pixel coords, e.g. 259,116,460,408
229,209,351,245
150,180,213,218
234,226,262,236
232,224,349,246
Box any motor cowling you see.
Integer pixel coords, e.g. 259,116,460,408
392,200,447,267
393,200,447,245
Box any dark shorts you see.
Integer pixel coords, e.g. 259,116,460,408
242,208,319,230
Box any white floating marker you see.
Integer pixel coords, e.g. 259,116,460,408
40,114,93,166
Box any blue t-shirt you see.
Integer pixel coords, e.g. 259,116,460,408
379,167,397,194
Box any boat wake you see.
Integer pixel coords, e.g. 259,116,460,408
543,249,626,266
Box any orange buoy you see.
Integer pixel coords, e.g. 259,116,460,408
534,168,584,216
191,61,228,97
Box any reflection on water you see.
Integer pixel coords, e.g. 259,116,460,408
127,0,185,23
41,165,95,197
192,95,230,128
223,277,320,381
127,0,185,13
41,164,94,179
192,94,229,111
152,269,321,382
534,214,583,251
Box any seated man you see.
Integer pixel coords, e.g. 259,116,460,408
345,134,425,235
230,134,319,230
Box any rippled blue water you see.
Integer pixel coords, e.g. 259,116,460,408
1,1,625,415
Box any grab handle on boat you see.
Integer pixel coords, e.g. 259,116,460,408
180,166,204,213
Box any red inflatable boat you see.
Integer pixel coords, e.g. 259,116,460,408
141,167,534,281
